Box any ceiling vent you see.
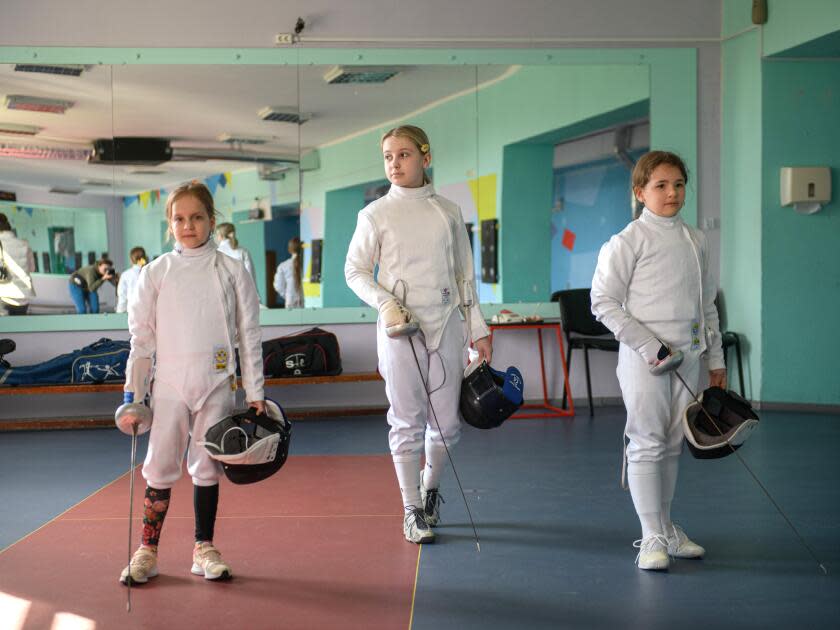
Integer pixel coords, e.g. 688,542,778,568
323,66,400,84
257,163,291,181
14,64,87,77
126,167,168,175
49,187,82,195
0,122,42,136
257,107,308,124
217,133,271,145
4,95,75,114
0,143,89,160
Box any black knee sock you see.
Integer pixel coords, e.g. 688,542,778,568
141,486,171,547
194,483,219,543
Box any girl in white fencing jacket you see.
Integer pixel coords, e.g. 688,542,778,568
120,182,264,585
591,151,726,571
346,125,492,544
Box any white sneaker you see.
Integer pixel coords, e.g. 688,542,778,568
665,524,705,558
420,472,444,527
403,507,435,544
120,546,159,585
191,542,232,580
633,534,670,571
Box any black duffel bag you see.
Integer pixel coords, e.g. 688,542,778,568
262,327,342,377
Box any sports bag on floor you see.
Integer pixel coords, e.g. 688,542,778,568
0,337,130,386
262,327,342,377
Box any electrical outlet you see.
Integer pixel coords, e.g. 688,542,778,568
702,217,720,230
274,33,293,45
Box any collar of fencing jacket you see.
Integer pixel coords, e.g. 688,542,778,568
388,182,435,201
641,206,683,228
174,237,217,257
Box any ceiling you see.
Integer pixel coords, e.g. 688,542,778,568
0,63,509,196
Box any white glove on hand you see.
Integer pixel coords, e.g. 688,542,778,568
379,298,419,338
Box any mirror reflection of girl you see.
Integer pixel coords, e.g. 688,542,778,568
345,125,492,545
272,236,304,308
120,181,265,586
116,246,147,314
591,151,726,571
68,258,116,314
215,223,258,290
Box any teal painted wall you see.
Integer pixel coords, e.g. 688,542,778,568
500,144,554,301
323,185,367,307
0,201,108,269
763,0,840,56
721,28,763,400
761,60,840,404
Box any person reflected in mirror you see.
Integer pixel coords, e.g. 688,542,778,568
345,125,492,545
116,246,148,314
120,181,265,586
272,236,304,308
68,258,116,314
215,223,257,289
0,213,36,316
591,150,726,572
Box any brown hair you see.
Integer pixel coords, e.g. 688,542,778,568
216,222,238,249
381,125,432,184
164,181,218,241
129,246,147,264
632,151,689,193
288,236,303,294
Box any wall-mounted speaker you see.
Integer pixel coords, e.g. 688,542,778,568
87,251,96,265
89,138,172,165
752,0,767,24
464,222,474,253
74,252,82,271
42,252,51,273
32,251,39,272
480,218,498,284
310,239,323,283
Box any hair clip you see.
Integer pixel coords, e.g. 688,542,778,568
420,143,430,154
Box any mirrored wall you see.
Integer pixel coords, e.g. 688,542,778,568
0,59,650,319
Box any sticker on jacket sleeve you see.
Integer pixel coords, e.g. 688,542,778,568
441,287,451,305
690,321,701,350
213,346,229,372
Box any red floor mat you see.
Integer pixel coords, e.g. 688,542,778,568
0,455,420,630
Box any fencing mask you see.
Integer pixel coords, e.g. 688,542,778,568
683,386,759,459
459,359,524,430
199,399,291,484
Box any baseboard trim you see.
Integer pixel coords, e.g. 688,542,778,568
752,401,840,414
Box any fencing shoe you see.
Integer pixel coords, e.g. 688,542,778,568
420,472,444,527
666,524,705,559
404,507,435,544
380,298,419,338
191,542,232,580
119,546,158,585
634,534,670,571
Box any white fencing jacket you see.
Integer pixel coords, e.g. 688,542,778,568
273,255,303,308
591,208,725,370
116,264,142,313
345,183,489,351
127,239,264,409
0,230,36,306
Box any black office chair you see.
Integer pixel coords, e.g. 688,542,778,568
552,289,619,416
715,291,745,396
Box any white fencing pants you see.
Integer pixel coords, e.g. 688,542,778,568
617,343,701,464
377,309,465,456
142,378,235,489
